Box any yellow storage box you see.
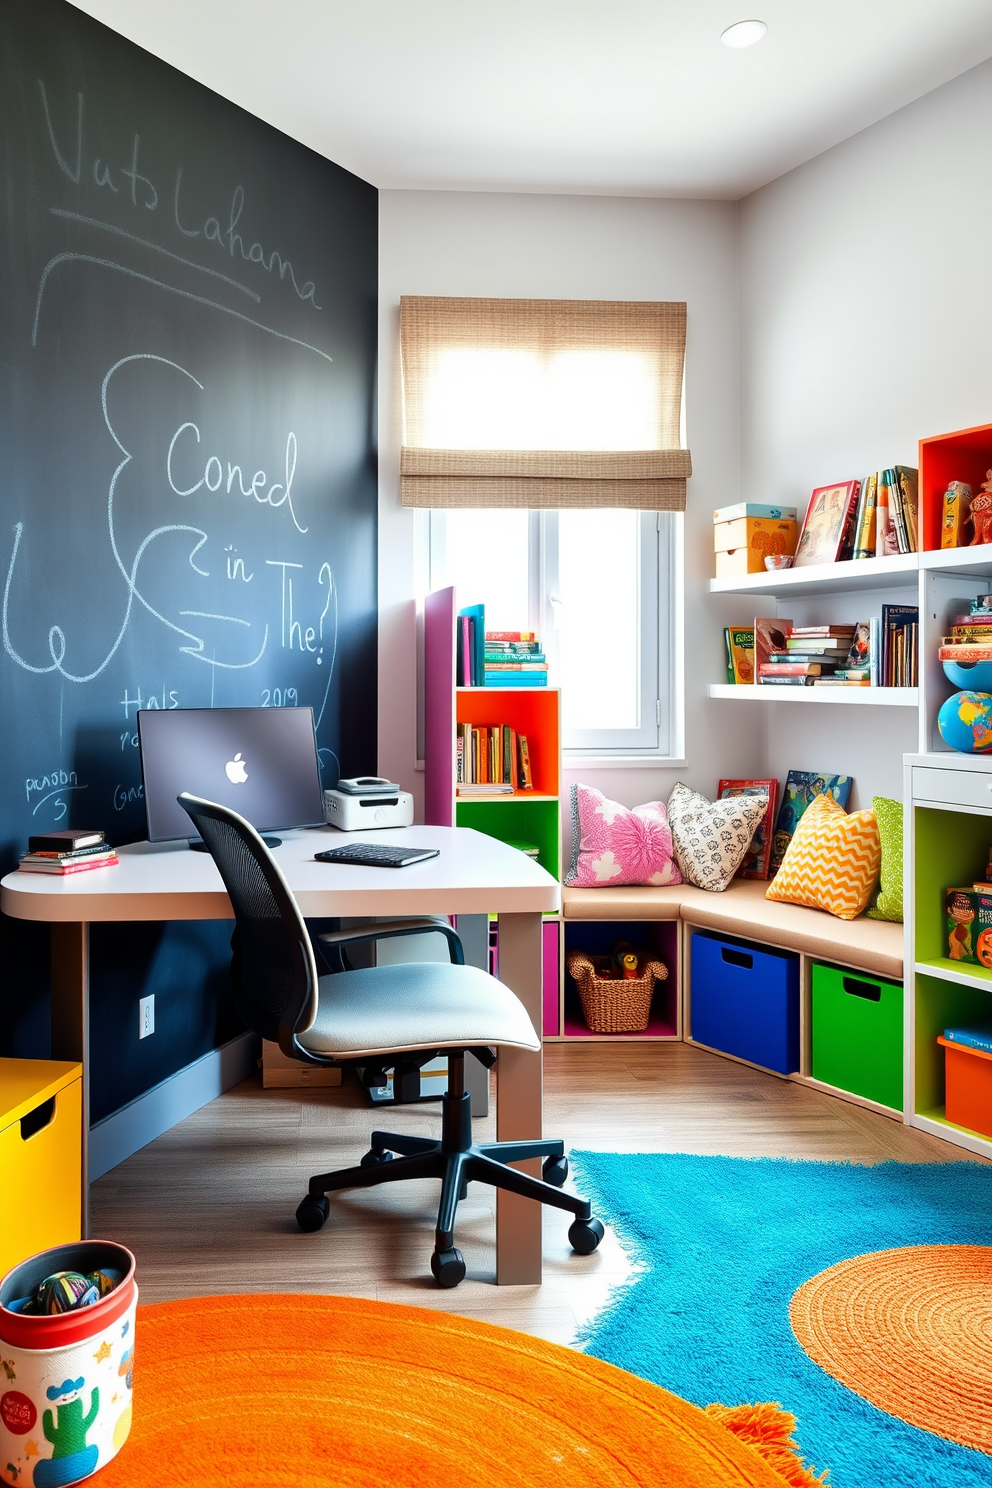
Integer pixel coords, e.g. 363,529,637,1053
714,516,797,576
0,1059,82,1278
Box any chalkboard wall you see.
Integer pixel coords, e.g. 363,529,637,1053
0,1,378,1120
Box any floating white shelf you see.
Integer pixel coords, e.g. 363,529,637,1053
708,552,918,598
708,544,992,598
708,684,919,706
919,544,992,580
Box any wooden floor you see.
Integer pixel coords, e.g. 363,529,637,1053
92,1042,979,1347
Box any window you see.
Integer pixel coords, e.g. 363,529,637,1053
428,507,678,757
404,295,689,758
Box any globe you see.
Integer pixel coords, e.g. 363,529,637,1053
937,689,992,753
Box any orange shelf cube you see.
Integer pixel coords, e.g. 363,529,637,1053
456,687,560,798
919,421,992,552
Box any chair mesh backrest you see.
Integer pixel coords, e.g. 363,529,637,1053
178,793,318,1045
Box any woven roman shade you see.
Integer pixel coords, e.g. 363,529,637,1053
399,296,691,510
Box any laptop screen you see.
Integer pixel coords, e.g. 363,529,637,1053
137,707,325,842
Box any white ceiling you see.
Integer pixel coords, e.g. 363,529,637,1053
71,1,992,199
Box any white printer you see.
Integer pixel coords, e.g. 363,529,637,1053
323,777,415,831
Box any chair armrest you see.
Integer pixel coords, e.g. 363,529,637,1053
317,917,465,965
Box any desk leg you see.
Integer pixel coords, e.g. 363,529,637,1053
494,911,543,1285
50,922,90,1238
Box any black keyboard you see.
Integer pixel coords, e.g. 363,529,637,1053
314,844,439,868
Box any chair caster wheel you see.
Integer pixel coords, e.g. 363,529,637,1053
568,1217,604,1255
430,1247,466,1289
296,1195,330,1232
361,1148,393,1168
543,1155,569,1187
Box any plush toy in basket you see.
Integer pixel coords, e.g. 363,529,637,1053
566,943,668,1034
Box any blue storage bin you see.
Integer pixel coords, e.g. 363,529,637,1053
690,930,799,1074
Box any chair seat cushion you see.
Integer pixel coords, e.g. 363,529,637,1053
299,962,541,1060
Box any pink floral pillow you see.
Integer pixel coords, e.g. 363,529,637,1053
565,783,682,888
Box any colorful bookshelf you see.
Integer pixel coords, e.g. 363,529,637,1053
906,754,992,1159
424,587,561,877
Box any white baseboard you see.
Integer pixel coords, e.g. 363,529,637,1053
89,1032,260,1180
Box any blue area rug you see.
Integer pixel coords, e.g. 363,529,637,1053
571,1151,992,1488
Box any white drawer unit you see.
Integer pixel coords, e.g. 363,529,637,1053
912,766,992,810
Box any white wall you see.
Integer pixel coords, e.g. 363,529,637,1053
739,56,992,802
378,189,764,822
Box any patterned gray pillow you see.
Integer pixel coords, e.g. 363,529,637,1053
667,782,769,892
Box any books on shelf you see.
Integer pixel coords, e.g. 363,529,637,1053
456,722,534,792
724,627,755,684
718,778,778,879
754,617,792,672
456,607,549,687
769,772,851,875
794,481,861,567
880,603,918,687
457,603,485,685
485,630,547,687
18,832,118,875
506,840,541,859
719,612,914,689
784,467,919,569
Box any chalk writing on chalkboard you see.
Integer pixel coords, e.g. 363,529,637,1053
3,350,340,735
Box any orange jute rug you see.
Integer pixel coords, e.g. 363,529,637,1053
92,1293,822,1487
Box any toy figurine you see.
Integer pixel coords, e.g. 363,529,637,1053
970,471,992,547
613,941,640,978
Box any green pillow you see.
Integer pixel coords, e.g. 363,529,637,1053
866,796,903,922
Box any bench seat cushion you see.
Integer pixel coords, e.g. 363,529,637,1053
562,878,903,981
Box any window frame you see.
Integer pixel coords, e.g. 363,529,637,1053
424,508,682,763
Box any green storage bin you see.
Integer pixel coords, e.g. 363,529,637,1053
811,963,903,1110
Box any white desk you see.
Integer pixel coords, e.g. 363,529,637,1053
1,825,560,1284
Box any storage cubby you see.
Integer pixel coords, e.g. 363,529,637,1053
913,971,992,1135
914,804,992,983
559,919,679,1040
456,686,560,799
919,421,992,552
455,797,561,878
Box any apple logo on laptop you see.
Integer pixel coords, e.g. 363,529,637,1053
225,752,248,784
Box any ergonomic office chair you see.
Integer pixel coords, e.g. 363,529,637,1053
178,792,603,1287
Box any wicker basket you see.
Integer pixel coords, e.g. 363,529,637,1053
566,951,668,1034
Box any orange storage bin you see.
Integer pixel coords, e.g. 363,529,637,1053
937,1036,992,1138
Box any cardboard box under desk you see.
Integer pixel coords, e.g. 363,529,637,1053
262,1040,342,1087
714,516,797,575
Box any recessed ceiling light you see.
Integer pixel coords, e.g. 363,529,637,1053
721,19,767,48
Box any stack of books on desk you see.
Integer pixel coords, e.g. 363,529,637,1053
18,829,118,875
484,632,548,687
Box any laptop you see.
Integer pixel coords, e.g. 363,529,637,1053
137,707,325,845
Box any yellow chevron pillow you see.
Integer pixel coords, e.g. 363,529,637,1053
766,793,880,921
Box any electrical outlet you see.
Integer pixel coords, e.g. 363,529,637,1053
139,994,155,1039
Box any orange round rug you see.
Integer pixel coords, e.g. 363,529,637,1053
790,1245,992,1453
90,1293,794,1487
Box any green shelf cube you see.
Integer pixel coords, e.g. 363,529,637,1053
811,962,903,1110
455,798,560,879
